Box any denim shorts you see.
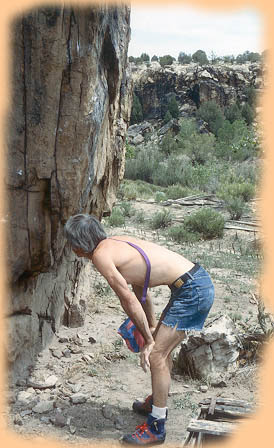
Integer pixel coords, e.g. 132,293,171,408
161,265,214,331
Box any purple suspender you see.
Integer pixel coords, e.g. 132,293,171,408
125,242,151,304
109,239,151,303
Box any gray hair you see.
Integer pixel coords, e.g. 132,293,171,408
64,214,107,254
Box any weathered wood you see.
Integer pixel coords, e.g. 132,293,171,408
227,220,260,227
200,404,252,418
187,419,237,436
208,396,217,415
199,397,252,409
224,224,259,232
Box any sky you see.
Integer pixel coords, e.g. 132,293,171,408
128,5,263,59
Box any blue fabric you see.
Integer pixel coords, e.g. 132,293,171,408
118,317,145,352
162,265,214,331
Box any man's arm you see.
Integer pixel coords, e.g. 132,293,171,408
132,284,157,331
92,254,154,346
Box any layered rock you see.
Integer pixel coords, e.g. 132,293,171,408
5,5,132,377
131,61,263,120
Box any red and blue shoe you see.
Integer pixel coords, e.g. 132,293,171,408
121,414,166,445
132,395,153,416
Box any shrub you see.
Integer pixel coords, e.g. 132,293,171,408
192,49,208,65
155,191,167,202
122,183,138,200
164,110,172,124
130,94,143,125
183,208,225,239
125,149,161,183
167,225,200,243
108,207,125,227
167,95,180,119
226,197,246,220
120,201,135,217
160,133,178,156
196,100,225,136
134,210,145,224
179,132,216,164
224,103,242,123
218,182,255,202
178,52,192,64
159,55,174,67
150,210,173,229
166,184,191,199
241,103,256,125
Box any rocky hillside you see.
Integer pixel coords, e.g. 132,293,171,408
6,5,132,378
131,61,263,121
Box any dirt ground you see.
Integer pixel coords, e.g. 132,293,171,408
6,199,263,446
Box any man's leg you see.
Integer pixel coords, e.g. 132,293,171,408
149,323,185,408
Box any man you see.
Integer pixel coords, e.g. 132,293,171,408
64,214,214,445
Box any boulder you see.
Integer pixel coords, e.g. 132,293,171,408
177,315,240,382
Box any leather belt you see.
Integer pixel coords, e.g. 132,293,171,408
169,263,200,291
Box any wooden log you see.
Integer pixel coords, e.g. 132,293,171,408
187,419,237,436
208,396,217,415
200,404,252,418
199,398,252,409
224,224,259,232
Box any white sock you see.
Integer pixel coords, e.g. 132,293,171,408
151,404,167,420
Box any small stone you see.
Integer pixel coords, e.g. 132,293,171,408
114,416,123,430
54,413,67,427
69,425,76,434
102,405,113,419
199,385,208,393
89,336,96,344
16,379,27,387
59,337,69,343
82,354,92,363
40,416,50,424
211,380,227,388
70,383,81,393
63,349,71,358
17,391,36,407
32,400,54,414
70,393,87,404
168,391,180,397
14,414,23,425
52,350,63,359
20,410,32,417
71,348,82,354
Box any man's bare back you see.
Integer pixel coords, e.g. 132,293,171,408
92,235,194,288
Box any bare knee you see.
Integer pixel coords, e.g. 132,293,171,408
149,348,167,370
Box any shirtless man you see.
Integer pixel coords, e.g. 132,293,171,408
64,214,214,445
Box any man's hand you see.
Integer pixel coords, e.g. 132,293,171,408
140,340,155,372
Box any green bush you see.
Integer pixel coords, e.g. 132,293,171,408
121,183,138,200
192,49,208,65
150,210,173,229
108,207,125,227
155,191,167,202
134,210,146,224
183,208,225,239
224,103,242,123
164,110,172,124
125,149,161,183
160,133,178,156
166,184,192,199
167,95,180,119
225,197,247,220
196,101,225,136
178,132,216,164
167,225,200,243
218,182,255,202
130,94,143,125
120,201,135,217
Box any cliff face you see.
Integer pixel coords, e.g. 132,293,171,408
132,62,263,120
6,5,132,376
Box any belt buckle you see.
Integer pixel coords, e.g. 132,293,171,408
173,278,184,289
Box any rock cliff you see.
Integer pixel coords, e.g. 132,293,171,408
131,61,263,120
5,5,132,377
